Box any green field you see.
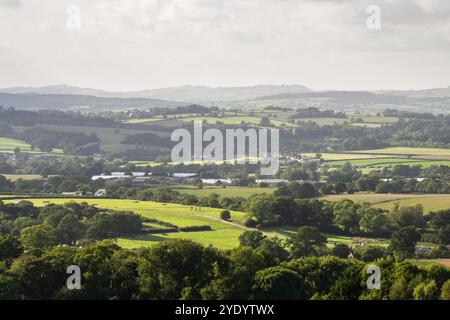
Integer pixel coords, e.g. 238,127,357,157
172,185,276,198
347,114,399,124
266,225,389,247
302,153,389,161
0,137,32,152
5,198,249,249
293,118,348,125
0,174,43,181
321,193,450,213
180,115,293,128
123,117,165,124
351,147,450,157
326,157,415,166
18,124,170,154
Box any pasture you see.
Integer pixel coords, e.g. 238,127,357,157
0,174,43,181
0,137,32,152
350,147,450,157
5,198,249,249
171,185,276,198
320,193,450,213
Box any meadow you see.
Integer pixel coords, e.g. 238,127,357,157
0,174,43,181
350,147,450,157
171,185,276,198
320,193,450,213
5,198,249,249
0,137,32,152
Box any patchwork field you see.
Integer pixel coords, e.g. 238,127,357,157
351,147,450,157
171,185,276,198
266,225,389,247
180,115,292,128
321,193,450,213
302,153,389,161
5,198,249,249
0,174,43,181
0,137,32,152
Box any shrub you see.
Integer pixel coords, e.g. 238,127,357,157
220,210,231,221
245,219,257,228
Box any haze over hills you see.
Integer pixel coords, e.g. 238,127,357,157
0,84,312,103
0,92,187,111
1,84,450,113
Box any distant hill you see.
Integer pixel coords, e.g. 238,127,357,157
0,92,186,110
257,91,408,104
377,86,450,98
0,84,312,103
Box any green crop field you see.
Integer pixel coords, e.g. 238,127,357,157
350,123,383,128
293,117,348,125
180,115,292,128
4,198,250,249
171,185,276,198
23,124,171,153
302,153,389,161
0,174,43,181
351,147,450,157
266,225,389,247
347,114,399,124
0,137,32,152
327,157,415,166
123,117,165,124
320,193,450,213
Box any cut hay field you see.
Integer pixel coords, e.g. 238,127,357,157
320,193,450,213
171,185,276,198
4,198,249,249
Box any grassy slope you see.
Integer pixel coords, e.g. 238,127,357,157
0,137,32,151
320,193,450,213
172,185,276,198
350,147,450,156
5,198,248,250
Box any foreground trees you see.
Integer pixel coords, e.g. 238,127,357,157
0,238,449,300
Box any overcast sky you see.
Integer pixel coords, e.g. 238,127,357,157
1,0,450,91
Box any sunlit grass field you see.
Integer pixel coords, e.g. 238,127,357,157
320,193,450,213
350,147,450,156
0,174,43,181
0,137,32,151
5,198,249,249
171,185,276,198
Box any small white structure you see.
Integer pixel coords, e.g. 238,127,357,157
255,179,289,185
95,189,107,197
91,172,151,181
61,191,83,196
201,178,234,185
170,173,198,178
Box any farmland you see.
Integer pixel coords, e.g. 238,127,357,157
171,185,276,198
0,174,43,181
350,147,450,157
4,198,250,249
0,137,32,152
320,193,450,213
